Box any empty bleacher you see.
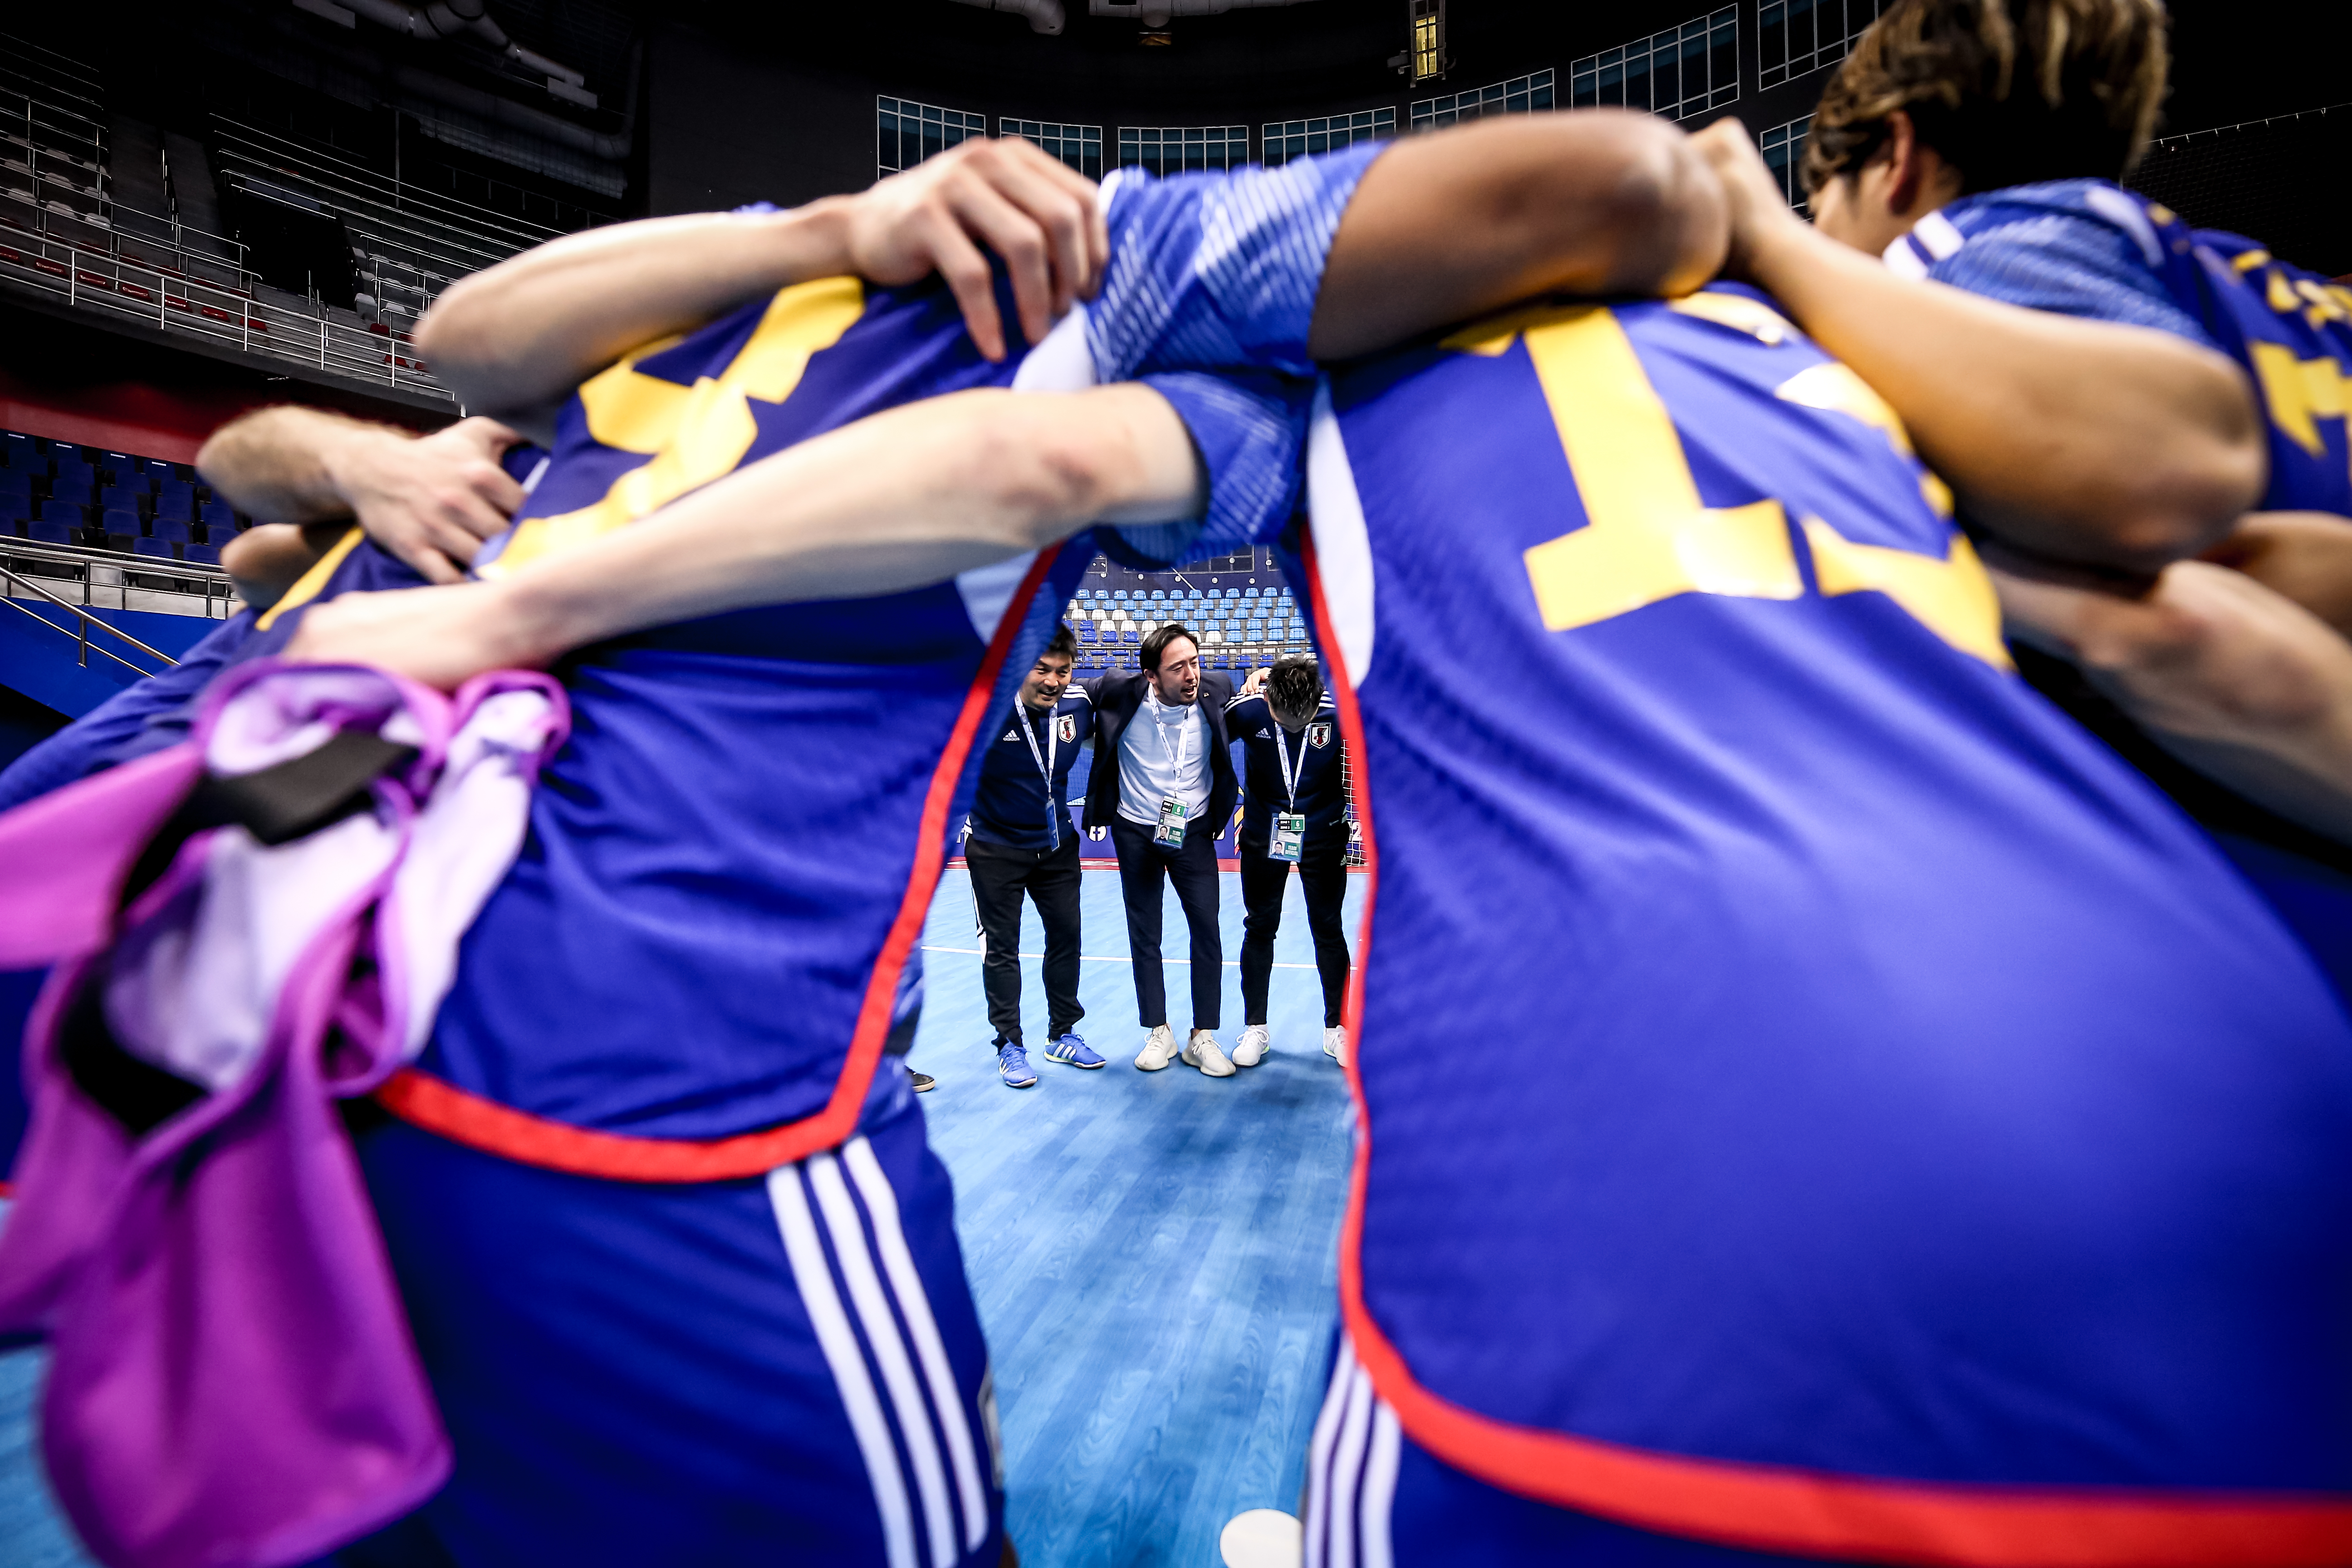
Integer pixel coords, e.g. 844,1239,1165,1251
0,428,240,622
1063,551,1312,673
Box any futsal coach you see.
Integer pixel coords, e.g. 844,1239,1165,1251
1229,654,1352,1067
1081,623,1240,1077
963,623,1106,1088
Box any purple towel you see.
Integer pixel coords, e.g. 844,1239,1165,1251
0,660,567,1568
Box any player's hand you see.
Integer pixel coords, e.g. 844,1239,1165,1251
843,137,1108,363
1994,557,2352,747
1687,118,1811,285
326,416,528,585
283,580,540,691
2199,511,2352,639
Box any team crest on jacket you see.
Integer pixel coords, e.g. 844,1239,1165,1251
1058,714,1079,744
1307,721,1333,750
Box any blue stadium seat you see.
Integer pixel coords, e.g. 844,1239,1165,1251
92,530,135,554
50,474,92,504
1074,589,1091,600
155,482,195,520
145,459,176,481
1122,630,1139,643
1112,590,1128,603
101,485,145,514
151,518,193,544
132,537,176,560
101,508,142,537
185,544,222,566
40,499,84,527
27,520,70,545
0,470,27,500
1,432,36,470
1244,587,1260,598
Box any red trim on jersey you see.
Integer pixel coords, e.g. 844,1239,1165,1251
1299,533,2352,1566
375,548,1062,1183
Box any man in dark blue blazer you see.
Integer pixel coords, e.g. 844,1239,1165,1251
1081,624,1240,1076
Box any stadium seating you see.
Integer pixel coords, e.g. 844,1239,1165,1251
185,543,221,565
200,499,235,533
26,520,71,546
154,481,195,522
132,537,176,560
100,507,142,537
151,518,194,544
40,499,84,528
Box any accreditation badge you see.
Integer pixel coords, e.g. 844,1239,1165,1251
1156,794,1190,848
1272,812,1306,863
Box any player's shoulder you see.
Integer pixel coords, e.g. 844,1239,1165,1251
1060,686,1094,710
1918,179,2166,270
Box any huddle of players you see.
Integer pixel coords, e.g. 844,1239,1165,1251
9,0,2352,1559
964,622,1351,1091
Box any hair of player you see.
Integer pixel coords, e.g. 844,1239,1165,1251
1802,0,2168,198
1141,623,1199,675
1043,623,1078,662
1268,653,1322,722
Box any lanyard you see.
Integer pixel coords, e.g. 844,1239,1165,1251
1017,701,1058,788
1274,720,1306,810
1019,702,1061,848
1149,696,1192,781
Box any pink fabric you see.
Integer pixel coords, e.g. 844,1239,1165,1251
0,660,568,1568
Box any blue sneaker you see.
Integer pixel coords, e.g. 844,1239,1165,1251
997,1043,1039,1088
1043,1032,1107,1069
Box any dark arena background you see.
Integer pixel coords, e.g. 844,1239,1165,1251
2,2,2350,1565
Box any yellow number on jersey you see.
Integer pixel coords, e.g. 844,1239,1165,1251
1515,305,1803,632
484,277,866,578
1502,304,2005,666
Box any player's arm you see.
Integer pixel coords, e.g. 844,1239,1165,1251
1996,559,2352,844
197,409,526,584
285,385,1201,687
1308,109,1729,361
418,138,1107,427
1691,121,2262,574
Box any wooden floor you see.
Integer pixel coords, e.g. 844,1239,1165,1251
0,864,1363,1568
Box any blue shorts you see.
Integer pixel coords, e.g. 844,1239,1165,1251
1304,1335,1841,1568
341,1070,1004,1568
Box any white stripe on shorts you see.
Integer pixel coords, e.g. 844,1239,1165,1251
1328,1366,1376,1568
843,1135,991,1552
1303,1338,1357,1568
1359,1401,1401,1568
808,1150,961,1568
768,1166,918,1568
1307,1336,1401,1568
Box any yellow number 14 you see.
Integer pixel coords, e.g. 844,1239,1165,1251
1480,304,2007,668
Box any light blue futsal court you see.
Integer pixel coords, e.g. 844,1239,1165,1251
0,865,1364,1568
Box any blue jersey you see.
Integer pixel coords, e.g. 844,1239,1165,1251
1262,287,2352,1557
1222,690,1344,842
364,150,1368,1167
965,691,1090,851
1892,178,2352,515
1897,181,2352,993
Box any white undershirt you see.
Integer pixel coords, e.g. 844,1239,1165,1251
1118,687,1210,828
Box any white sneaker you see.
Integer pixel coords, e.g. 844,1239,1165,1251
1324,1026,1349,1065
1135,1024,1179,1071
1182,1029,1236,1077
1231,1025,1270,1068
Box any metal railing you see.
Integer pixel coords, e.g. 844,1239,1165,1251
0,556,183,677
3,536,236,621
0,221,452,400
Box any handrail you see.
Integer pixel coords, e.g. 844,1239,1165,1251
0,558,178,676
